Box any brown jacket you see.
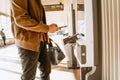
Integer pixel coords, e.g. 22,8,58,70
11,0,49,52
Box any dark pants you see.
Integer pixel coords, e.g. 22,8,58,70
2,36,6,46
18,42,51,80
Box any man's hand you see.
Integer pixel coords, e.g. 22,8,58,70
48,24,60,33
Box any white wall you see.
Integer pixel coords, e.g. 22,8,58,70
0,0,10,16
42,0,68,26
42,0,84,27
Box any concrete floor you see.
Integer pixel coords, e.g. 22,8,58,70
0,44,75,80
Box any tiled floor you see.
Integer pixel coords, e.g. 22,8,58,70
0,44,75,80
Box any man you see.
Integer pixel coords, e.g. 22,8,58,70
10,0,59,80
0,28,6,46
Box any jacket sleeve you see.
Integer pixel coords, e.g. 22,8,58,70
10,0,49,32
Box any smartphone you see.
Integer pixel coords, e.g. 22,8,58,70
59,26,67,29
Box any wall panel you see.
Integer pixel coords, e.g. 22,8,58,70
101,0,120,80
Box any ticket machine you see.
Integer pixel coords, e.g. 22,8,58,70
42,0,101,80
71,0,100,80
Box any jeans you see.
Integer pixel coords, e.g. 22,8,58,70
18,42,51,80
